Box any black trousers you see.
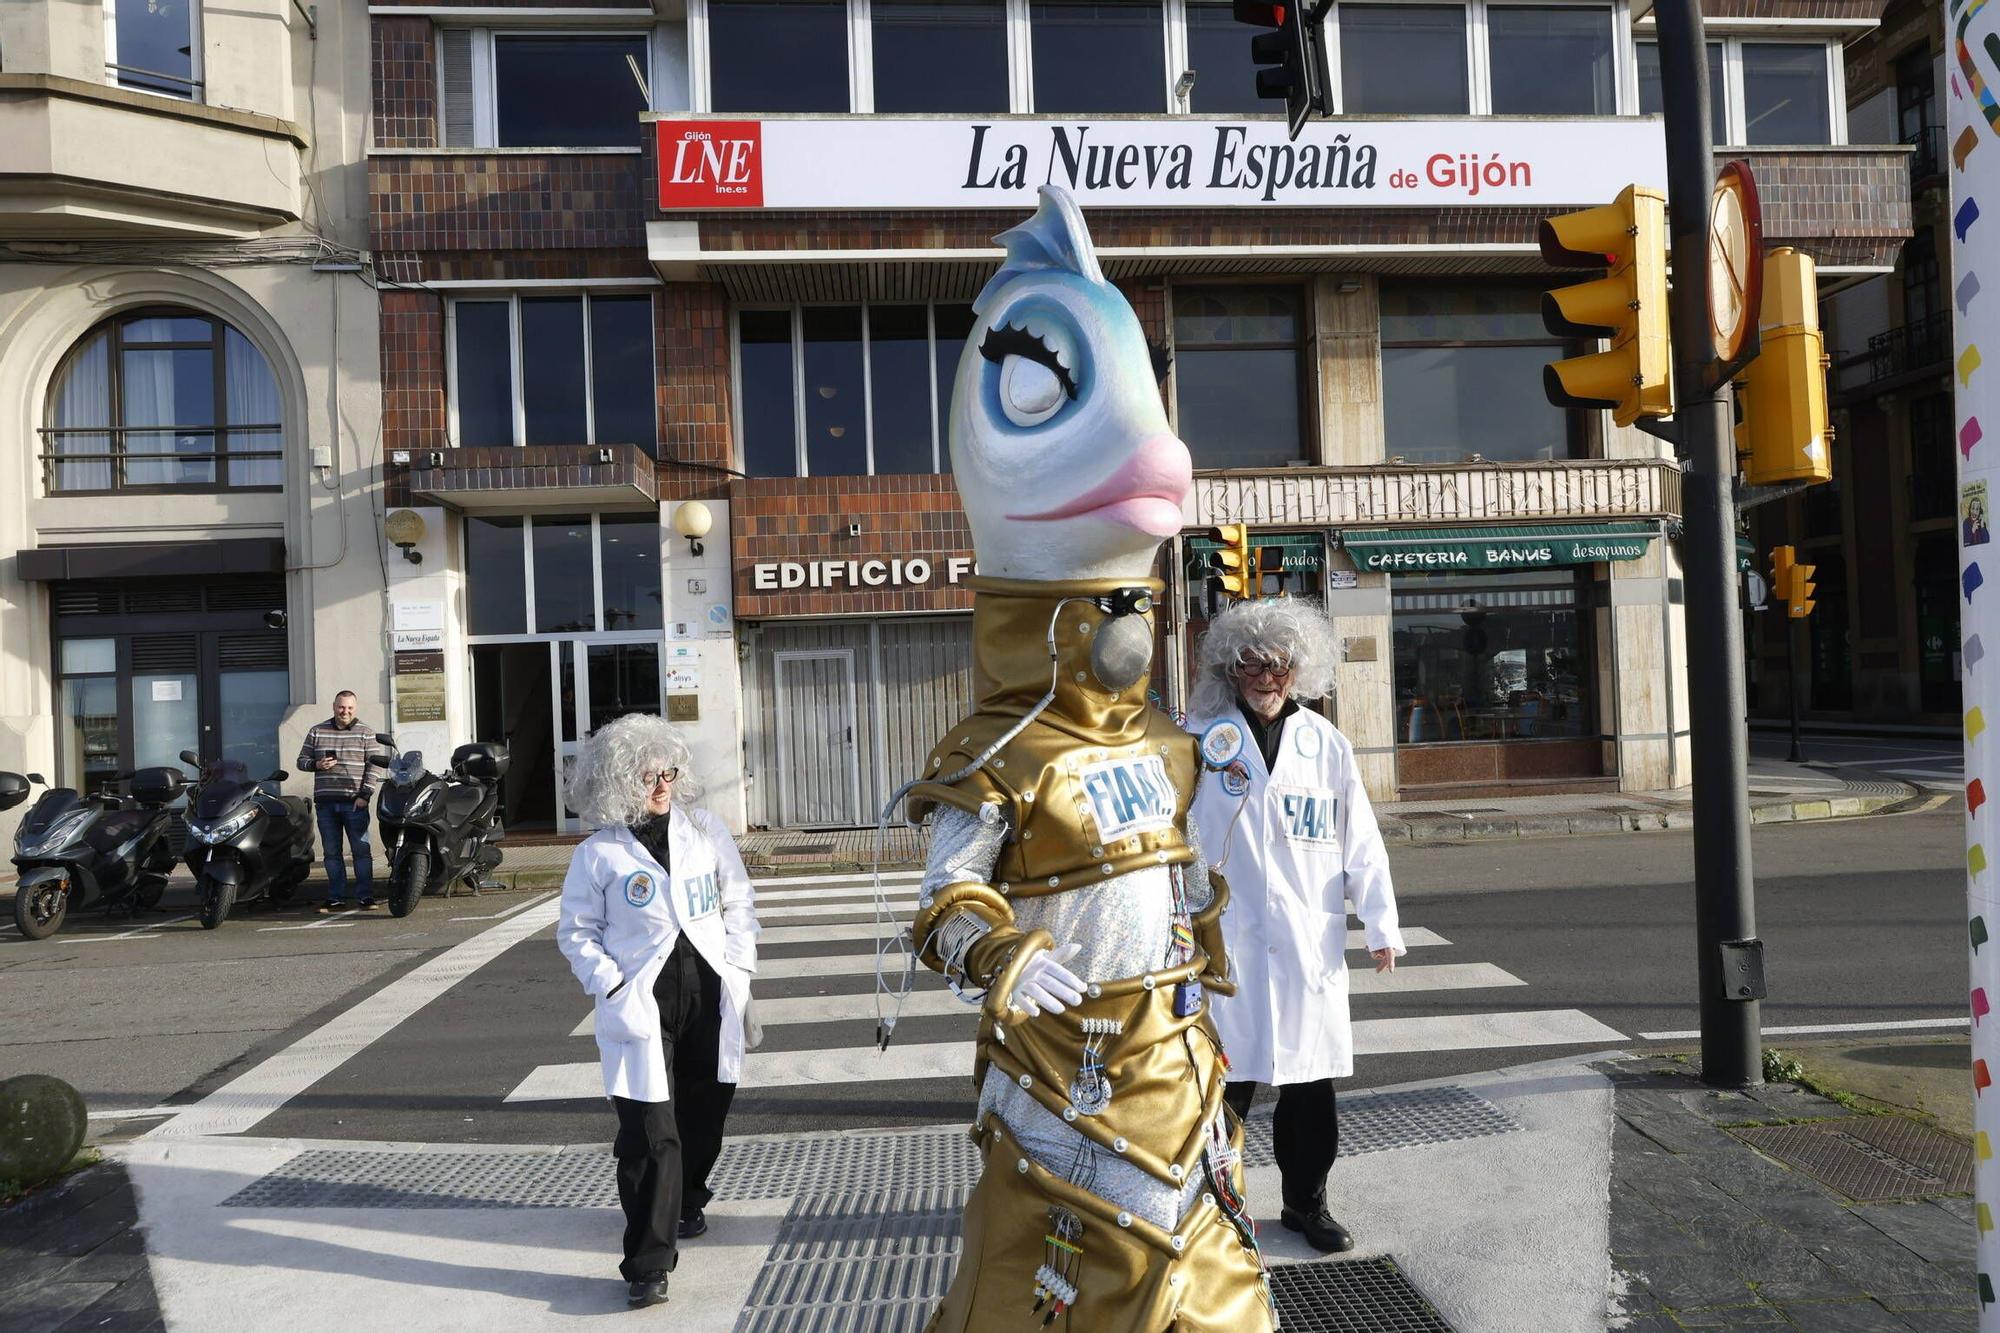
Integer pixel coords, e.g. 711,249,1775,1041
610,933,737,1281
1223,1077,1339,1212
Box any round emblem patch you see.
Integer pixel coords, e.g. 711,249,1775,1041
1199,718,1247,770
1220,764,1251,797
623,871,656,908
1294,726,1323,759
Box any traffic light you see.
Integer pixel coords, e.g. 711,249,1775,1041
1770,545,1794,605
1538,184,1675,428
1735,247,1833,487
1213,523,1255,600
1233,1,1330,141
1787,558,1817,619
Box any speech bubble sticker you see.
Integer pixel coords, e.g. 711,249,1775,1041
1974,778,1989,816
1967,562,1987,602
1982,1130,1994,1162
1973,915,1990,952
1977,987,1992,1024
1959,196,1983,242
1975,844,1990,876
1979,1059,1994,1097
1971,706,1988,740
1967,417,1988,460
1963,344,1986,386
1963,272,1985,315
1969,634,1989,671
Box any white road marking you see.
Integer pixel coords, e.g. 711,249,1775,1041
145,898,564,1140
1639,1016,1970,1041
257,918,360,932
758,898,919,921
750,869,924,889
452,891,557,922
72,914,196,943
1351,1009,1627,1056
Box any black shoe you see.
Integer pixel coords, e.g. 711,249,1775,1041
359,897,377,910
677,1208,707,1240
1280,1204,1355,1254
626,1274,668,1307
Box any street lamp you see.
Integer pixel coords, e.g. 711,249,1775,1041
672,500,713,557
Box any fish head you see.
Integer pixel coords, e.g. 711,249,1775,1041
947,186,1190,582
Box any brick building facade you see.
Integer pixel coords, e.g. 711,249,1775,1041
362,0,1909,833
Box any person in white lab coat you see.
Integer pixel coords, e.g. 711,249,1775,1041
1186,598,1404,1255
557,713,760,1308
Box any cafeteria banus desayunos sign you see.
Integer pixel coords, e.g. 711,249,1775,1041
650,117,1667,210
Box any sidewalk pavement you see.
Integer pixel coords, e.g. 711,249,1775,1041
1,1043,1976,1331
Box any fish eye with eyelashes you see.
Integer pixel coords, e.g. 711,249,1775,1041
980,323,1079,429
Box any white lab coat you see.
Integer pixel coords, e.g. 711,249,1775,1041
556,805,760,1102
1188,704,1404,1084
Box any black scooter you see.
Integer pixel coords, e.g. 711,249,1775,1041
2,767,187,940
372,735,508,918
179,749,315,929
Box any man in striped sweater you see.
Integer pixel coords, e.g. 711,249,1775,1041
296,691,389,912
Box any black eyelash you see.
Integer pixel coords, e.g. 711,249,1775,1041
979,324,1078,400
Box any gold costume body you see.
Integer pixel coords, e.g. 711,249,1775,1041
907,578,1274,1333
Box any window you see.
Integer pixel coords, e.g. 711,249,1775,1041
1393,570,1595,745
710,0,850,111
1185,1,1271,115
440,30,652,148
1380,285,1581,464
58,639,121,799
465,513,662,637
104,0,201,99
1340,6,1468,114
1172,286,1308,469
449,293,658,453
871,0,1009,112
1741,43,1829,144
1031,1,1166,113
1488,6,1614,115
43,308,283,494
1636,40,1723,133
736,302,973,476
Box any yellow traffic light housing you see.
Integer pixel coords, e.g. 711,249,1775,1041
1770,545,1794,599
1788,559,1816,619
1539,184,1675,428
1735,247,1833,487
1213,523,1255,600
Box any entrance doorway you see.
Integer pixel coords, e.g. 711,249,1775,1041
773,649,861,828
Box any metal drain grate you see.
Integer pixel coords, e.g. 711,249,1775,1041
738,1187,962,1331
1268,1258,1456,1332
709,1127,984,1200
1732,1116,1974,1201
1242,1085,1520,1168
221,1150,617,1210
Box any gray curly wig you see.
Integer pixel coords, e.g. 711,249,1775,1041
566,712,704,828
1188,598,1341,719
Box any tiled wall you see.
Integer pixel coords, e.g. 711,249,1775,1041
372,17,436,150
731,475,974,619
371,156,644,253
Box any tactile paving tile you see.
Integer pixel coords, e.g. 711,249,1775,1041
1267,1258,1457,1332
1733,1115,1974,1201
224,1085,1518,1210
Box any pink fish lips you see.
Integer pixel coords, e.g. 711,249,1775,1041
1005,435,1191,536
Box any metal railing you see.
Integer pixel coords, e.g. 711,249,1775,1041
38,426,283,494
1863,312,1952,383
1904,123,1943,182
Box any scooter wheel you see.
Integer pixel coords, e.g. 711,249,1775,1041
198,875,236,930
134,877,167,912
390,850,427,919
12,878,68,940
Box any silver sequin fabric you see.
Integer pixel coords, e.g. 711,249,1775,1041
1011,867,1175,984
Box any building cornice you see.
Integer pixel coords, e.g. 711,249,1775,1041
0,73,307,149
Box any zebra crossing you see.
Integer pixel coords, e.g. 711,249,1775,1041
504,866,1626,1106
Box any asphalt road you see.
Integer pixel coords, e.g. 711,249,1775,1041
0,808,1964,1147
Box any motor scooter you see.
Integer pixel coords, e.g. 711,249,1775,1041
2,766,187,940
372,735,507,918
179,749,315,929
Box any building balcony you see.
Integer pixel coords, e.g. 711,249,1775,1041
1186,457,1683,530
404,444,660,512
0,74,303,237
1904,124,1944,186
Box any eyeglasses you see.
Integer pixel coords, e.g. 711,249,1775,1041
1234,657,1293,679
641,768,680,790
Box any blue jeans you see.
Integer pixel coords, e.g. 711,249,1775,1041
317,802,374,903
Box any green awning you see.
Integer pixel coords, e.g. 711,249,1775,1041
1338,522,1656,572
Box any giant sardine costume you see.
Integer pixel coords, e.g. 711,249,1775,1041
903,186,1276,1332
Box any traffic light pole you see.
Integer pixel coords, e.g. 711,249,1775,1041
1786,618,1805,764
1657,0,1762,1088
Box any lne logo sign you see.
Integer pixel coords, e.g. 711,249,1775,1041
656,121,763,208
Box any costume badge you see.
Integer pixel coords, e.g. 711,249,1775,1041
1198,718,1246,770
623,870,657,908
1219,764,1251,797
1294,725,1323,759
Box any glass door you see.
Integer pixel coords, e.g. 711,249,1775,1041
558,638,663,832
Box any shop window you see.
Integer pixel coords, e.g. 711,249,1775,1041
1635,40,1723,134
42,308,284,494
737,301,972,476
1172,285,1308,469
1030,0,1166,113
710,0,850,112
871,0,1009,112
467,513,662,637
104,0,201,99
439,30,653,148
1184,1,1270,115
1380,284,1582,464
58,639,122,799
1741,43,1831,145
1338,5,1468,114
1392,570,1594,744
449,293,658,454
1487,6,1614,115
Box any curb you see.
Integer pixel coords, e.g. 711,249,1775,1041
1378,790,1931,844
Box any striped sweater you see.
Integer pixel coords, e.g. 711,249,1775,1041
296,718,389,805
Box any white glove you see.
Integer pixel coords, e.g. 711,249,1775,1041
1008,941,1085,1017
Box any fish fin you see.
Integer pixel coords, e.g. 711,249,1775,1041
975,185,1103,314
